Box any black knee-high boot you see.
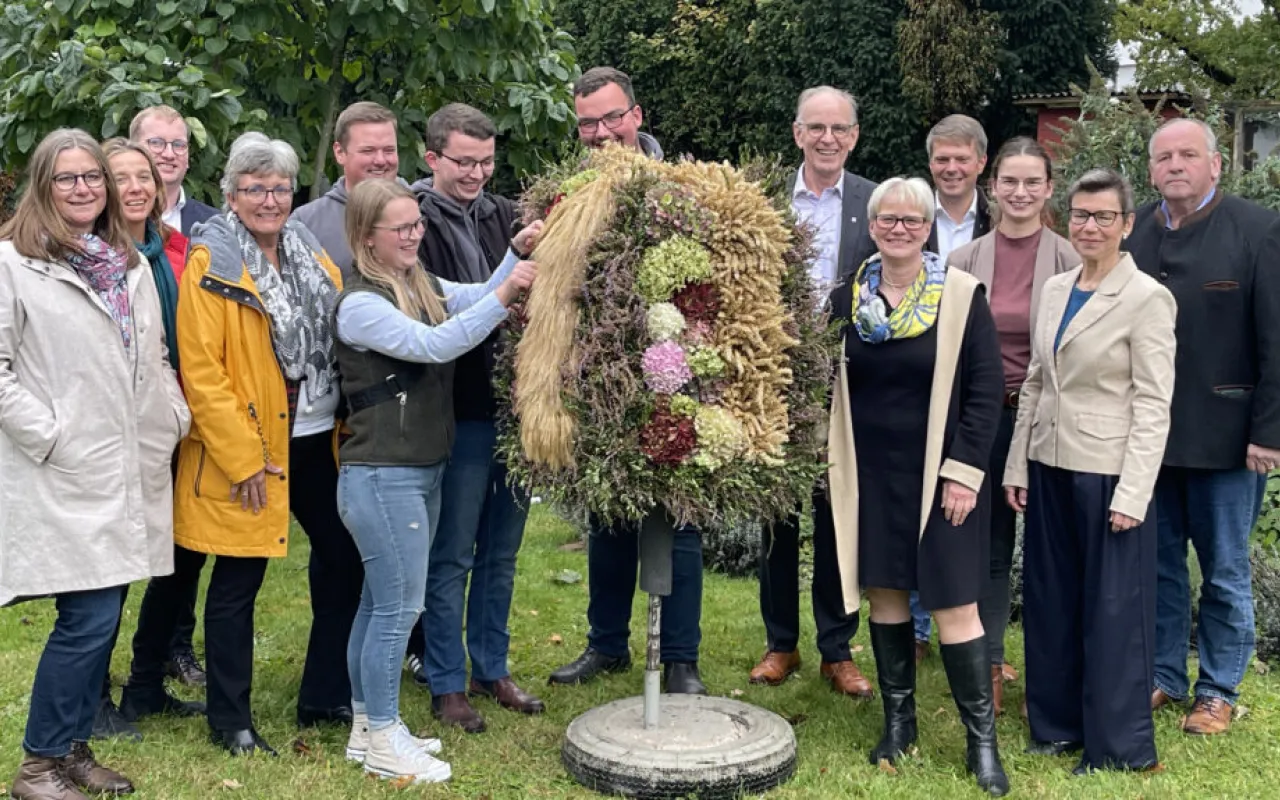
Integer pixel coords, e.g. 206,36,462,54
940,637,1009,797
868,621,918,765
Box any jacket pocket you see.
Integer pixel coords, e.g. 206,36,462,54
1076,412,1129,441
1203,280,1240,291
1213,384,1255,399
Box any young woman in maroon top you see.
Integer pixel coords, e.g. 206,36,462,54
946,137,1080,715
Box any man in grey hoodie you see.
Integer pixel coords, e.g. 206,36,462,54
292,101,402,277
547,67,708,696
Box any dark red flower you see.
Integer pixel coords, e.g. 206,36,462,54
639,404,697,465
672,282,721,325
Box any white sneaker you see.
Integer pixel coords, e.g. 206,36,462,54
346,714,442,762
364,724,451,784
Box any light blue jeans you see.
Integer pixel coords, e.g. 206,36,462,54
338,464,445,730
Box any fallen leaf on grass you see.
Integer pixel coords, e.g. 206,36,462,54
389,776,415,789
1234,703,1250,720
291,738,312,755
730,688,744,697
221,779,243,790
554,569,583,585
528,609,539,616
819,768,827,775
852,645,864,654
549,634,564,645
877,758,898,775
1254,659,1270,675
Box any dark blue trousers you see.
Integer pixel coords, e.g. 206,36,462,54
1023,462,1158,770
586,517,703,663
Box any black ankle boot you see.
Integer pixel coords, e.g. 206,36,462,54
940,637,1009,797
867,621,918,765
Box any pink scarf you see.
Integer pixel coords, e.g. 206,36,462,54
65,234,132,348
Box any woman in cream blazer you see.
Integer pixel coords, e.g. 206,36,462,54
1004,169,1175,774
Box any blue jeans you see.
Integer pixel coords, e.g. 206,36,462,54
910,591,931,642
1154,466,1267,704
24,585,124,756
339,464,445,729
423,421,529,694
587,518,703,663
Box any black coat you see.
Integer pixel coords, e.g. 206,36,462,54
416,189,519,422
1126,193,1280,469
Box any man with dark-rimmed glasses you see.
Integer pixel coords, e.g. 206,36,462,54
130,105,218,236
548,66,708,696
407,102,547,734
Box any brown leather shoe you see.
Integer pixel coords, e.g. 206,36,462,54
914,639,931,664
748,650,801,686
10,755,90,800
991,664,1005,716
431,691,486,733
60,742,133,795
820,660,873,698
1151,687,1180,711
469,677,546,715
1182,696,1232,735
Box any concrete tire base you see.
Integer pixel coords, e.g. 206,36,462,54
562,694,797,798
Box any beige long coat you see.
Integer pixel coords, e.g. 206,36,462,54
0,240,190,605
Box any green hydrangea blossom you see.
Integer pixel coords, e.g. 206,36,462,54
558,169,599,197
669,394,700,417
686,346,725,378
692,405,747,471
645,302,686,342
635,236,712,303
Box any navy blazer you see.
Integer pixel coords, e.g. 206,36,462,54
179,197,219,237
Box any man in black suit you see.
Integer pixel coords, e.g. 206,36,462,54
748,86,878,697
924,114,992,262
129,105,218,236
912,113,993,663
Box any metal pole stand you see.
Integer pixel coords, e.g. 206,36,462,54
562,512,797,798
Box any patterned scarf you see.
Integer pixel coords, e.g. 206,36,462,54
66,233,132,348
229,212,338,403
852,251,946,344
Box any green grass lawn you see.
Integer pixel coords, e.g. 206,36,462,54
2,506,1279,798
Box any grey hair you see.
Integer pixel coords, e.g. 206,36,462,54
868,177,936,225
926,114,988,158
1148,117,1218,157
220,132,299,198
795,86,858,126
1066,168,1135,215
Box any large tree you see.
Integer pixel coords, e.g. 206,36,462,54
0,0,577,200
1115,0,1280,100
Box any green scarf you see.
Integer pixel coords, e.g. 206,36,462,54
138,221,180,370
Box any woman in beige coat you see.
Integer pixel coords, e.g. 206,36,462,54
0,129,189,800
1004,168,1175,774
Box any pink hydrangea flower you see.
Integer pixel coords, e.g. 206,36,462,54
642,341,693,394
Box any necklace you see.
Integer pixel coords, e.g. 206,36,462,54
881,272,916,290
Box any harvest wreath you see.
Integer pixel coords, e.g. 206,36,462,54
494,144,836,528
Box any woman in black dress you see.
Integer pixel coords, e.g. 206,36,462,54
821,177,1006,795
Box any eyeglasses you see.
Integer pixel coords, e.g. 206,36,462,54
996,177,1047,192
874,214,927,232
235,185,293,203
798,122,856,140
435,153,496,173
1068,209,1125,227
577,105,636,134
53,171,105,192
144,137,189,155
373,219,425,240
